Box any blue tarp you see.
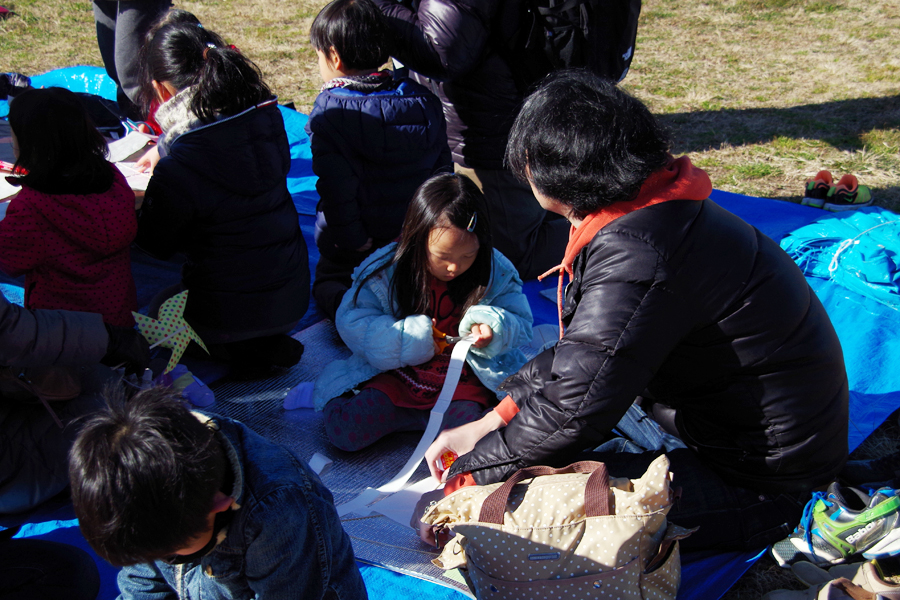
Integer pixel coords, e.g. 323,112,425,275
3,68,899,600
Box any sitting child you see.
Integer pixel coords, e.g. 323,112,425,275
0,87,138,327
135,13,309,370
308,0,451,319
69,386,366,599
314,173,533,451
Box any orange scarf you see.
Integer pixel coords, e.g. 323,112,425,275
539,156,713,337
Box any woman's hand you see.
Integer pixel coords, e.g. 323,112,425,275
469,323,493,349
135,145,160,174
425,410,507,481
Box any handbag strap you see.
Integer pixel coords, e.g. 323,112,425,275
479,461,610,524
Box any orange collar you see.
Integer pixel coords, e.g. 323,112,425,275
539,156,712,338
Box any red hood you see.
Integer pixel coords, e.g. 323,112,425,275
540,156,712,338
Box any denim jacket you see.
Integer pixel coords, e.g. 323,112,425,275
116,414,366,600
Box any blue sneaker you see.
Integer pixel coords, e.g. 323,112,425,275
771,482,900,567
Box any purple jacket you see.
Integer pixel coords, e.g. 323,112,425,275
373,0,522,170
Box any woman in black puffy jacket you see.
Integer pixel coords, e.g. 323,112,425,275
423,70,849,552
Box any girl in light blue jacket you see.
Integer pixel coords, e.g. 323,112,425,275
314,173,533,451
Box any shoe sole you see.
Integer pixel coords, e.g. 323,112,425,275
863,527,900,559
771,538,841,568
823,200,875,212
801,196,825,208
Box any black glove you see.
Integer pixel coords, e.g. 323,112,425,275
102,324,151,376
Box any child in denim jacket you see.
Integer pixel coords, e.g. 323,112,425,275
69,387,366,600
308,0,451,319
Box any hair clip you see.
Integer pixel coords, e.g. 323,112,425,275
466,212,477,232
206,42,216,49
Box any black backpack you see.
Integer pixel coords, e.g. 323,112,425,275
496,0,642,92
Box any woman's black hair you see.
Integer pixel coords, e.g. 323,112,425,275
310,0,392,71
506,69,671,219
69,386,227,567
355,173,493,319
8,87,113,195
140,14,271,121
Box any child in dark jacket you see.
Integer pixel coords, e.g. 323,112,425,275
0,87,138,327
135,13,309,371
307,0,452,320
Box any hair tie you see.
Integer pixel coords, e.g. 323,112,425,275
466,212,477,232
202,43,216,60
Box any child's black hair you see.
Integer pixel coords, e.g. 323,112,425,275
357,173,492,319
69,386,226,567
141,14,271,121
8,87,113,195
310,0,392,72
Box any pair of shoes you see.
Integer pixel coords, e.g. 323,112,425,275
771,482,900,567
801,170,874,211
762,560,900,599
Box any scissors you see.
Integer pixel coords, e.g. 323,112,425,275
431,326,471,353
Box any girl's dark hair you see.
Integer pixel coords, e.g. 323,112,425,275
140,15,271,121
506,69,671,219
357,173,492,319
9,87,113,194
69,386,226,567
310,0,392,71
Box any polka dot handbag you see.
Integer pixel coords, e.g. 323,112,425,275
423,455,694,600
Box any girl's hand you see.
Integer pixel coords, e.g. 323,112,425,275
135,145,160,174
425,410,506,481
469,323,493,349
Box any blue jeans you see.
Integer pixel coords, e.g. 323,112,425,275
585,404,807,552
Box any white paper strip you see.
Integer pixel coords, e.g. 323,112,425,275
337,338,473,517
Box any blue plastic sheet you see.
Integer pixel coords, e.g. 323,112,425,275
1,66,117,118
5,67,899,600
781,208,900,311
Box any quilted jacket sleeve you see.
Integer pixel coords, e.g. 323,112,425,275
459,251,533,359
0,194,43,277
0,293,108,368
135,158,197,261
450,232,700,485
335,276,435,372
307,104,368,251
372,0,503,80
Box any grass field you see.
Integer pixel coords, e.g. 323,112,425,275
2,0,898,210
2,1,899,597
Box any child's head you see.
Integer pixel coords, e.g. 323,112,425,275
69,386,227,567
8,87,112,194
310,0,391,80
391,173,493,318
140,12,271,121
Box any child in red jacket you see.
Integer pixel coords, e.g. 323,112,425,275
0,87,138,327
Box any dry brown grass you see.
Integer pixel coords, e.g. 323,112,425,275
2,0,897,209
3,1,899,597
